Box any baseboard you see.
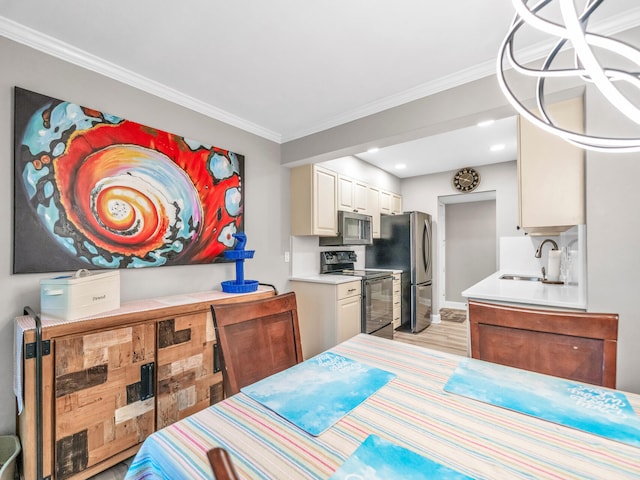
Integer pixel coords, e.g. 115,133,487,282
431,313,442,324
442,301,466,310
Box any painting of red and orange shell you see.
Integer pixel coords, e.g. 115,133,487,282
13,87,244,273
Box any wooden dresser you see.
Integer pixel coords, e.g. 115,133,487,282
17,287,274,480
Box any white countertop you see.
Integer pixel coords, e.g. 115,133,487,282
462,271,586,310
290,269,401,285
289,274,362,285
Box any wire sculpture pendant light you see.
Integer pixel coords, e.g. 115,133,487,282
497,0,640,152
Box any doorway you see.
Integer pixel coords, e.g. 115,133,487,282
438,191,497,310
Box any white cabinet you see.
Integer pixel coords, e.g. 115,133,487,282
391,193,402,215
290,163,401,238
380,190,402,215
380,190,391,215
336,282,362,343
291,280,362,359
338,175,369,213
392,272,402,329
290,164,337,236
518,96,585,236
367,186,381,238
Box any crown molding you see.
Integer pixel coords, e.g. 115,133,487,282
0,15,282,143
2,6,639,145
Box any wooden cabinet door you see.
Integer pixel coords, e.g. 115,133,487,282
379,190,391,214
469,300,618,388
290,164,337,236
392,274,401,329
54,323,156,479
368,186,380,238
354,181,369,213
156,311,224,429
337,295,362,344
337,175,355,211
338,176,369,213
391,193,402,215
477,324,606,386
314,166,338,235
518,96,585,235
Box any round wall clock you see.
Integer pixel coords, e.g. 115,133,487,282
452,167,480,192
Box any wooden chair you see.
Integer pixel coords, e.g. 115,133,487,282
207,447,240,480
211,291,304,396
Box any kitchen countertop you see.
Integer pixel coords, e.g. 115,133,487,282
462,271,586,310
289,274,362,285
290,269,401,285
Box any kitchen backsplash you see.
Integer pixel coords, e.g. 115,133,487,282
499,225,585,287
290,236,365,277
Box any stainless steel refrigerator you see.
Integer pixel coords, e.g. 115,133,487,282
365,211,432,333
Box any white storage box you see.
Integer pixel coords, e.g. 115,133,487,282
40,269,120,320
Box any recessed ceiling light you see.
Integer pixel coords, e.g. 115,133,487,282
367,147,379,153
477,120,495,127
395,163,406,170
490,144,505,152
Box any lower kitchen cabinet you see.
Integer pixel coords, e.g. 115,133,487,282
18,288,272,480
291,280,362,359
336,282,362,343
392,273,401,330
468,300,618,388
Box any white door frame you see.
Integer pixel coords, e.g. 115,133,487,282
438,190,497,310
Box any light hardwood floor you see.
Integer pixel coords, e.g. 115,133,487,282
394,310,469,357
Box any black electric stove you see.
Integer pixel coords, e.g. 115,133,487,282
320,251,390,279
320,251,394,339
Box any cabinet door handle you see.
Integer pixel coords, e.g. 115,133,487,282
348,288,357,293
214,343,221,373
140,362,155,400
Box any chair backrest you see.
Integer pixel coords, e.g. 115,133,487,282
211,291,304,396
207,447,240,480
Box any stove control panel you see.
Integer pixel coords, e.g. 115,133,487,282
321,250,357,265
320,250,358,274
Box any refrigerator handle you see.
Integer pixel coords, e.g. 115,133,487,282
423,219,431,275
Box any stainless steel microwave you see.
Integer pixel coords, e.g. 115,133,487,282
319,211,373,246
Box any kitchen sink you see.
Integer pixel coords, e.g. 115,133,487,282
499,274,542,282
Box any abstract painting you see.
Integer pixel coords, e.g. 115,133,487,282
13,87,244,273
241,352,396,436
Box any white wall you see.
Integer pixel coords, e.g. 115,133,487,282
0,37,291,433
585,85,640,394
446,200,496,304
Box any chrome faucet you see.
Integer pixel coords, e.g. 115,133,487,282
535,238,558,258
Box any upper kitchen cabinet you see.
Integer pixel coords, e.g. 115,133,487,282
518,96,585,235
367,185,381,238
291,164,337,236
337,174,369,213
380,190,402,215
392,193,402,215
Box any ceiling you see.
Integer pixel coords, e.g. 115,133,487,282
1,1,638,178
356,116,518,178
